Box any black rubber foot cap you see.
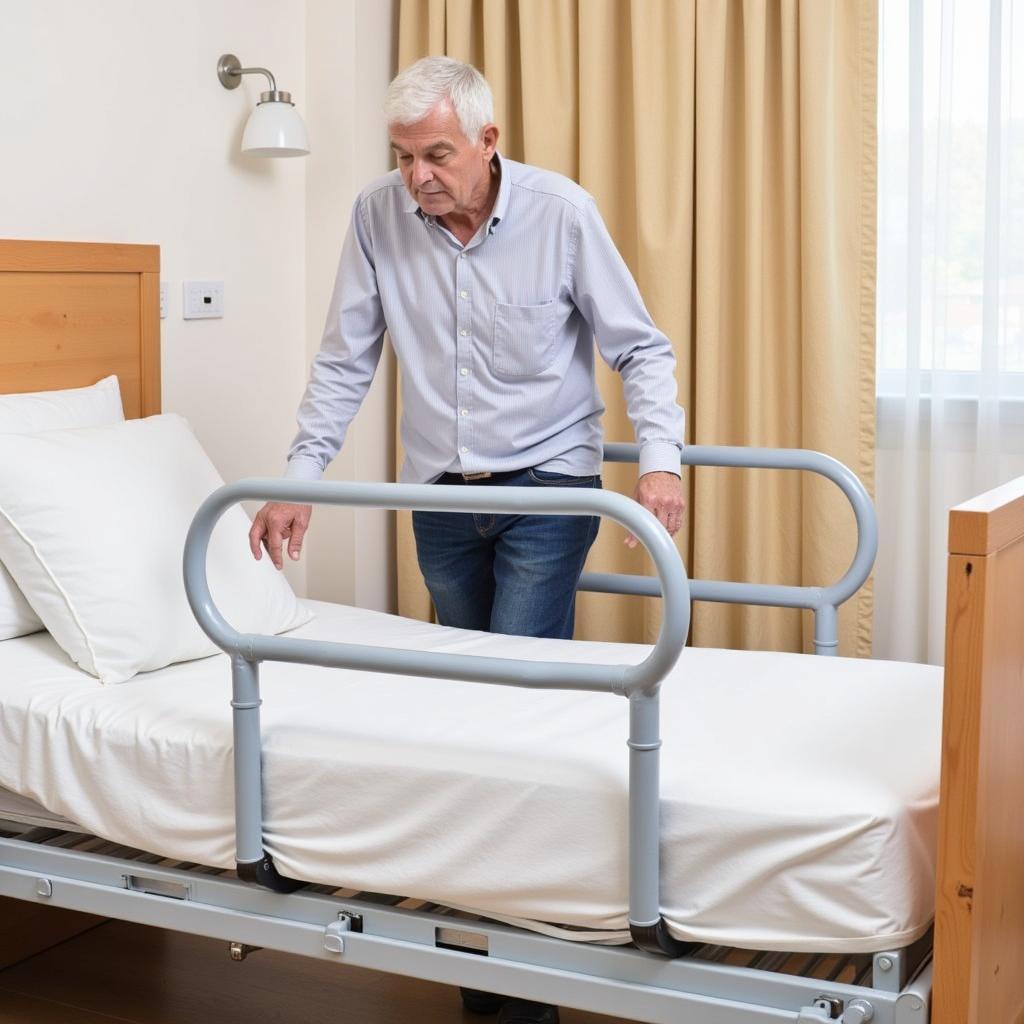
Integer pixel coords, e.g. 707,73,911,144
460,988,506,1015
497,1000,560,1024
236,855,304,894
630,917,698,958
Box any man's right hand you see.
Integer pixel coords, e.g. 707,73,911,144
249,502,313,570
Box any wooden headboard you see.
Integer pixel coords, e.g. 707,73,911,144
0,239,160,416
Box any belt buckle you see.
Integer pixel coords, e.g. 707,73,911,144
461,470,492,481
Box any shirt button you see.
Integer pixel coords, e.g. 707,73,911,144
459,253,467,259
460,290,469,299
460,445,469,453
459,329,469,337
460,368,469,376
460,409,468,416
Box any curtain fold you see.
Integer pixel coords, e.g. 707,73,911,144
397,0,876,655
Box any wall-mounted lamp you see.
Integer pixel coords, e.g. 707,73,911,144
217,54,310,157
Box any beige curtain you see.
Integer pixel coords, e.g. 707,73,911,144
396,0,877,656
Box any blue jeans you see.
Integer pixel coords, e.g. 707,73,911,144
412,468,601,640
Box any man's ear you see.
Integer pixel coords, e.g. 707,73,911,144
481,123,500,159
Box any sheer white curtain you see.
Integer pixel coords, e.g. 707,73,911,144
874,0,1024,664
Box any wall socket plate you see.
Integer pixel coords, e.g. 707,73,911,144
183,280,224,319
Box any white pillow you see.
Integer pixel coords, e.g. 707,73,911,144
0,375,125,640
0,571,40,640
0,414,312,683
0,374,123,432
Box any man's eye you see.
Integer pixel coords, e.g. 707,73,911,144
398,155,412,163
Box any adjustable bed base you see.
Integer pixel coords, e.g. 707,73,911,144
0,820,932,1024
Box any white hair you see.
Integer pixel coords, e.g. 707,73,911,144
385,57,494,143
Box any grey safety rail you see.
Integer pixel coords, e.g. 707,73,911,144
184,479,693,958
583,444,878,656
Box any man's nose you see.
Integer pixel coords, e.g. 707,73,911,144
411,159,433,187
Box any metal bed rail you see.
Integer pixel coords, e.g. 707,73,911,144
184,477,692,955
181,443,878,957
584,444,878,656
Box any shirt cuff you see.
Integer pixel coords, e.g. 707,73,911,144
638,442,682,478
284,456,325,482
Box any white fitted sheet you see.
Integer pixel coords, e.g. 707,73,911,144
0,786,78,830
0,602,942,952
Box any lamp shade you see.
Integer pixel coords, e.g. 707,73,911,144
241,100,310,157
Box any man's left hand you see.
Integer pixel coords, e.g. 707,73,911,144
626,472,686,548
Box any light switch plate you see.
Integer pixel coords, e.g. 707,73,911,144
183,280,224,319
159,281,168,319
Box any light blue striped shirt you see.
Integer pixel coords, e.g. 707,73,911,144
287,154,685,484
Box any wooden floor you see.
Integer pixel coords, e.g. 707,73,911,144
0,920,630,1024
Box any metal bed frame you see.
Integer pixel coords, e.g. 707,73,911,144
0,445,935,1023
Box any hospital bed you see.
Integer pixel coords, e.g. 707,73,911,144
0,239,1021,1024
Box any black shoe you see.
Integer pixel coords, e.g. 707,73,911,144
497,1000,560,1024
459,988,507,1014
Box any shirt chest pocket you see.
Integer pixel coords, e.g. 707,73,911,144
491,300,557,377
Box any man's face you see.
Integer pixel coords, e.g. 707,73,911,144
390,100,498,218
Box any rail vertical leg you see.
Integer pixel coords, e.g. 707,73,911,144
231,655,301,892
627,693,695,957
813,604,839,656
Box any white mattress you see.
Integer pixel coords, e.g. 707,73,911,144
0,601,943,953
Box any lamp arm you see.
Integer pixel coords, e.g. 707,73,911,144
234,66,277,92
217,55,279,95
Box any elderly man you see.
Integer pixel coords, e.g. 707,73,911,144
250,55,685,1024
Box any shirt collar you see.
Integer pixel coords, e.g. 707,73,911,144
404,152,509,236
488,152,509,232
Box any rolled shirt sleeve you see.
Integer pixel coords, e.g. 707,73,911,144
571,198,685,477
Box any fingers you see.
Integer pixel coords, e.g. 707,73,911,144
661,499,687,536
249,510,267,560
265,519,288,571
627,473,687,547
288,513,309,561
250,504,311,570
656,505,676,535
623,504,680,547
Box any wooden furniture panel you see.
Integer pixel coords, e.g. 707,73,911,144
0,240,160,418
0,240,159,274
934,476,1024,1024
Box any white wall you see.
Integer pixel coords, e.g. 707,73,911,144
304,0,397,610
0,0,398,606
